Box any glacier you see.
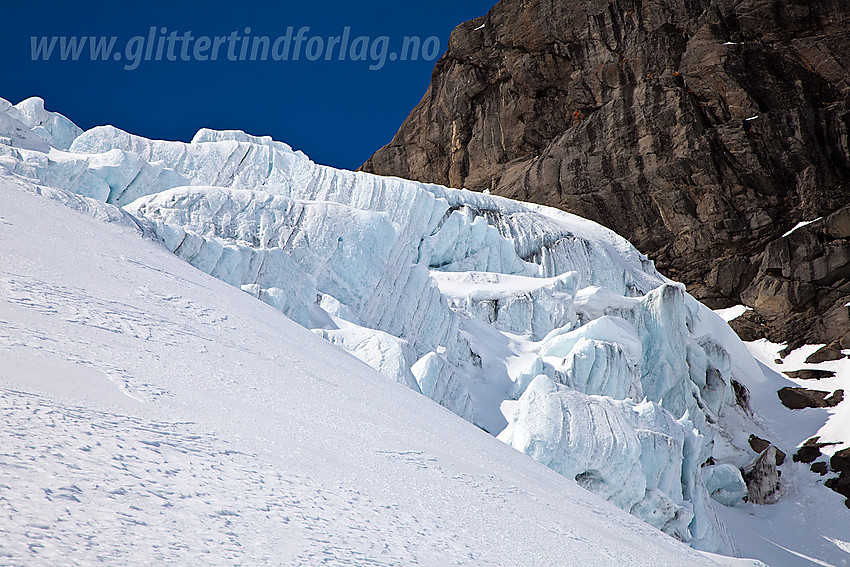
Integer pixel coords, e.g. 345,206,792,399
1,164,745,566
0,97,776,556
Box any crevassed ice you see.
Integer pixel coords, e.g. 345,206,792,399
1,97,81,150
0,98,765,555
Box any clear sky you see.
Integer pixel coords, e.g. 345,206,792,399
0,1,496,170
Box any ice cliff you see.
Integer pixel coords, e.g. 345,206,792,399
0,98,772,555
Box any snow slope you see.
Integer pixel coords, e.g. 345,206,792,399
0,159,733,566
66,118,774,553
2,97,845,564
712,335,850,567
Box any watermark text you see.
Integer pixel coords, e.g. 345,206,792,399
31,26,441,71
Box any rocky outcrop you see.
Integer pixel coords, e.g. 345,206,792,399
827,448,850,508
811,462,828,475
792,436,837,463
736,206,850,355
782,369,836,381
748,435,785,465
826,475,850,508
361,0,850,353
833,448,850,472
777,386,844,409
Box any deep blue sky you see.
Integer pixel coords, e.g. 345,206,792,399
0,1,496,169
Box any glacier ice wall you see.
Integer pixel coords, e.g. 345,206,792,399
1,97,81,150
0,98,769,555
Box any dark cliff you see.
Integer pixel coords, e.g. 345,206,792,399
362,0,850,356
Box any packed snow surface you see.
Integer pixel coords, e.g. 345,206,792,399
0,175,737,566
1,97,845,565
707,332,850,567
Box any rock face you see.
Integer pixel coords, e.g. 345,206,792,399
361,0,850,353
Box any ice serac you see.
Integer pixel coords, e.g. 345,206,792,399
0,102,773,556
124,185,472,417
314,326,422,393
701,464,748,507
410,352,475,421
432,271,577,340
0,99,51,153
499,375,735,550
9,97,82,150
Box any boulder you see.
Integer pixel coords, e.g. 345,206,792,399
782,369,836,381
831,448,850,474
810,462,828,476
742,446,780,505
805,344,847,364
747,435,785,465
824,474,850,509
777,387,843,409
